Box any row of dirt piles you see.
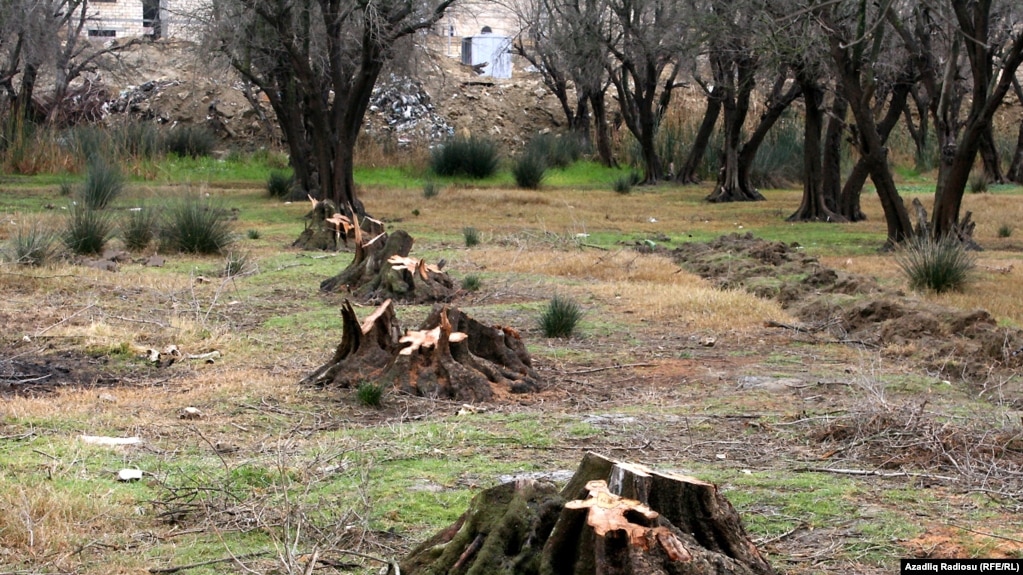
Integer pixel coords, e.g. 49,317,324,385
666,233,1023,389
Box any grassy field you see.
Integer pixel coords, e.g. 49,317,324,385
1,156,1022,574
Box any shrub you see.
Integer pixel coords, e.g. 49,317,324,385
613,175,633,194
525,133,584,168
970,173,989,194
110,122,161,160
539,294,583,338
356,381,385,408
430,136,499,179
422,180,440,199
163,125,216,158
121,206,159,251
463,226,480,247
997,224,1013,238
63,205,114,255
266,170,294,199
4,222,55,266
247,229,261,240
895,234,976,294
461,274,482,292
222,251,253,277
160,195,235,254
513,152,547,189
79,159,124,210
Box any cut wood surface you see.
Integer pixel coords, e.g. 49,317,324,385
299,301,542,401
401,452,775,575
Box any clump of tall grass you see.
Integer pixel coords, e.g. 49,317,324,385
78,158,124,209
430,136,499,179
525,132,584,168
3,221,56,266
422,180,440,199
356,381,385,408
163,125,216,158
222,251,254,277
266,170,295,200
512,151,547,189
969,173,989,194
63,205,114,255
463,226,480,247
749,119,803,189
997,224,1013,238
460,274,482,292
613,174,633,194
159,195,235,254
539,294,583,338
120,206,159,251
895,234,976,294
109,122,161,160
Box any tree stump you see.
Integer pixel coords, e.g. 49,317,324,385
401,452,775,575
299,300,542,401
292,197,385,251
319,229,456,303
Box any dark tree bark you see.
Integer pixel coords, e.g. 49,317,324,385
402,452,775,575
830,35,914,246
788,75,844,222
1008,79,1023,183
836,80,911,222
319,229,456,303
822,94,848,212
706,44,761,202
932,1,1023,239
979,127,1004,184
589,90,617,167
300,301,542,401
676,85,721,184
904,86,932,171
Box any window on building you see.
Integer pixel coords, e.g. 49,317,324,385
88,29,117,37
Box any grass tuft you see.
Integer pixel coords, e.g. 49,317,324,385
524,132,584,169
423,180,440,199
512,152,547,189
356,381,385,407
78,158,124,210
463,227,480,247
159,195,235,254
63,204,114,255
266,170,295,200
4,221,56,266
430,136,499,179
223,251,254,277
120,206,159,251
163,125,216,158
539,294,583,338
460,274,482,292
247,229,261,240
895,234,976,294
969,173,989,194
997,224,1013,238
613,175,633,194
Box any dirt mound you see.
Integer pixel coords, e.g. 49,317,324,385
669,233,1023,387
0,348,125,395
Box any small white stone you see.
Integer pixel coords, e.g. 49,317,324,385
117,469,143,482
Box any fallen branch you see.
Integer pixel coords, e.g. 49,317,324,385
564,363,656,375
792,466,958,482
945,523,1023,545
149,551,272,574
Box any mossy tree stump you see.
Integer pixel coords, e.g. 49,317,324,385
319,229,456,303
292,198,384,251
401,452,775,575
299,300,542,401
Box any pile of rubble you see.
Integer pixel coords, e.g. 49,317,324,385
363,74,454,146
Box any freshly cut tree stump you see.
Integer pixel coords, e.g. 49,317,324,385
401,452,775,575
292,197,385,251
299,300,542,401
319,228,456,303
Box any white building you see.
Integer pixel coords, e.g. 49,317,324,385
83,0,205,39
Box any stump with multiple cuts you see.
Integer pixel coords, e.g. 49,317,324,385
299,300,542,401
292,198,384,251
319,229,456,303
401,452,775,575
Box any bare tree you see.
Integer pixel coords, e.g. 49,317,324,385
205,0,454,216
602,0,691,183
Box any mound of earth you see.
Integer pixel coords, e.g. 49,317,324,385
668,233,1023,388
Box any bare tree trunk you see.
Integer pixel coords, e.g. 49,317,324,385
676,86,720,184
979,126,1004,184
589,91,617,168
822,94,848,212
789,78,843,222
1008,78,1023,183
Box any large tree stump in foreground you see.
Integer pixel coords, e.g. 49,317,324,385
299,300,542,401
319,229,456,303
401,452,774,575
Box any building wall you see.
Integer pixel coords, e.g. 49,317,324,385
82,0,206,40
